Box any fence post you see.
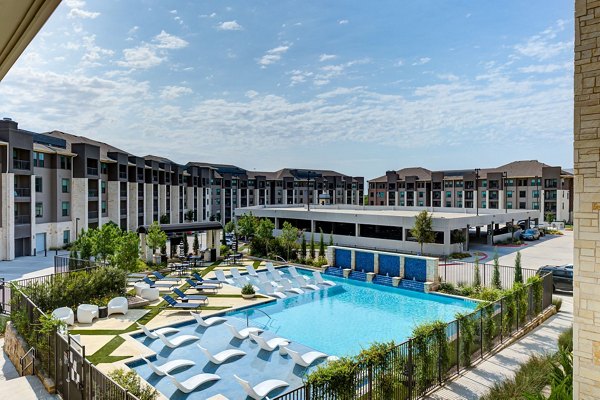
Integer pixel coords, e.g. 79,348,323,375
368,364,373,400
408,340,413,399
480,310,484,360
516,291,520,332
305,383,310,400
483,263,487,287
500,298,503,344
456,318,460,374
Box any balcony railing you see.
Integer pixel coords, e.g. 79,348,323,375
88,190,99,198
119,172,127,179
15,215,31,225
88,211,99,219
13,160,30,170
14,188,31,197
137,174,144,181
138,207,144,214
120,208,127,215
87,167,98,176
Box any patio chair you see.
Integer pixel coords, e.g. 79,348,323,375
162,295,202,309
155,331,200,348
172,288,208,304
76,304,98,324
136,322,180,339
152,271,181,283
229,267,247,281
249,333,290,352
245,265,259,277
225,323,263,340
191,271,222,287
259,282,287,299
52,307,75,326
166,372,221,393
185,279,219,294
294,276,320,291
266,263,284,278
280,279,304,294
313,271,336,286
197,344,246,365
142,357,195,376
214,269,234,285
288,266,309,282
143,277,175,289
189,311,226,328
234,375,289,400
107,297,128,316
284,347,329,367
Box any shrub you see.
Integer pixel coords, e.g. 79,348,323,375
306,357,358,399
448,252,471,259
477,287,503,302
312,256,328,268
241,283,255,295
558,326,573,352
108,369,158,400
438,282,456,293
552,297,562,312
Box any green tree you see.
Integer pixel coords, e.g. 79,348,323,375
411,210,435,255
452,229,466,252
113,231,140,272
182,232,189,255
93,222,121,263
76,229,94,260
193,233,200,255
329,231,334,246
300,233,307,263
146,221,167,255
224,220,236,234
279,221,299,261
309,232,316,259
159,214,169,224
492,248,502,289
514,251,523,284
255,218,275,256
545,212,555,224
319,228,325,258
238,213,258,239
474,257,481,288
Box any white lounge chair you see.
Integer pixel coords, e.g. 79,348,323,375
266,262,283,277
76,304,99,324
313,271,335,286
280,279,304,294
225,323,263,340
155,331,200,348
166,372,221,393
136,323,180,339
234,375,289,400
142,357,195,376
245,265,259,277
257,272,273,285
107,297,128,316
134,282,150,296
249,333,290,352
214,269,234,285
294,276,320,291
259,282,287,299
189,311,227,328
284,347,329,367
288,266,308,282
52,307,75,326
230,268,247,282
197,344,246,365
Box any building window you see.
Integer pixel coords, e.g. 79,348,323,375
101,163,108,175
456,201,462,207
519,202,526,209
102,201,107,214
63,230,70,244
445,201,451,207
35,176,42,192
33,152,45,168
482,201,486,208
482,180,487,187
62,201,70,217
507,201,513,209
531,178,541,186
507,190,513,198
457,191,462,198
482,191,486,198
101,181,106,194
519,190,526,198
35,202,43,218
60,156,71,170
418,192,424,198
418,201,424,207
533,202,539,210
399,201,405,206
446,191,451,198
532,190,539,198
505,179,514,186
61,178,70,193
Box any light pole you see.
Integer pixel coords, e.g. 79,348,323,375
75,217,80,240
475,168,480,216
307,171,312,212
502,171,508,213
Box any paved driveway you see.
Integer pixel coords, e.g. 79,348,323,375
0,251,68,281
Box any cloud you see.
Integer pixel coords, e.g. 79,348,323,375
437,73,459,81
319,54,337,62
65,0,100,19
217,21,243,31
200,13,217,18
153,31,188,49
160,86,192,100
80,35,114,67
117,45,164,69
312,58,371,85
412,57,431,66
514,20,570,61
518,63,570,73
288,70,313,86
338,19,349,25
258,45,290,67
245,90,259,98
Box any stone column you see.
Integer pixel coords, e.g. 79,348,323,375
574,2,600,398
399,256,405,279
373,252,379,274
350,249,356,270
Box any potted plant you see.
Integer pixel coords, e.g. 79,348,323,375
241,283,256,299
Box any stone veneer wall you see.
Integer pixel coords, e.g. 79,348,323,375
574,1,600,398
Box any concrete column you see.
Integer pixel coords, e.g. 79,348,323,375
487,224,493,245
350,249,356,270
127,182,138,231
443,229,451,255
464,226,469,251
399,256,405,279
373,252,379,274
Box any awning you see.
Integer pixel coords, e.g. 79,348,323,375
137,222,223,234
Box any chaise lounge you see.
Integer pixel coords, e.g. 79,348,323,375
162,295,203,310
166,372,221,393
197,344,246,365
142,357,195,376
234,374,289,400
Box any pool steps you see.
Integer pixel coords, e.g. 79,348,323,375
324,267,425,292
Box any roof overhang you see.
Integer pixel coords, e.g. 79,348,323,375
0,0,62,81
137,222,223,235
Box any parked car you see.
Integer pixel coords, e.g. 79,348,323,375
520,228,540,241
538,265,573,292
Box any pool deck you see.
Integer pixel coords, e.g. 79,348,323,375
425,294,573,400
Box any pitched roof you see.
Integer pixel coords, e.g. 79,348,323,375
45,130,130,162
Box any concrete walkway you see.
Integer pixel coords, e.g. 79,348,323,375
426,295,573,400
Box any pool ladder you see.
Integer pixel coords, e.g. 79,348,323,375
245,309,277,330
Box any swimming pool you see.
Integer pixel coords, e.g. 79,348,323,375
229,267,477,356
128,267,476,399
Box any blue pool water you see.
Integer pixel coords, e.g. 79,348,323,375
128,267,477,399
229,267,477,356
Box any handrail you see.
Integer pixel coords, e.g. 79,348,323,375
246,308,272,327
274,255,288,263
19,347,36,376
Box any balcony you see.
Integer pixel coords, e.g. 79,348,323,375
87,167,98,176
138,207,144,214
14,188,31,197
88,211,99,219
120,208,127,215
137,174,144,181
15,215,30,225
13,160,30,170
88,189,99,198
119,171,127,179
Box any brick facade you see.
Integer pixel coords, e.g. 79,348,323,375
574,1,600,398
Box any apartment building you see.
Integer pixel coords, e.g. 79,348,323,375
368,161,573,223
0,118,364,260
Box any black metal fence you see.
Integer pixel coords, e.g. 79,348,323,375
438,259,539,290
54,255,98,274
273,272,553,400
9,266,140,400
